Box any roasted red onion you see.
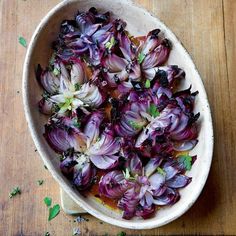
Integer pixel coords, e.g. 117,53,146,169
37,7,200,220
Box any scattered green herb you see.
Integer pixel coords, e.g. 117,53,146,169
37,180,44,186
18,36,27,48
45,232,50,236
72,117,81,128
129,120,143,130
42,91,50,99
58,97,73,111
145,79,151,88
137,52,145,64
44,165,48,170
157,167,166,176
103,234,109,236
117,231,126,236
49,53,56,67
53,67,60,76
44,197,52,207
148,104,160,118
74,83,81,91
105,36,115,50
48,204,60,221
178,154,192,171
9,187,21,198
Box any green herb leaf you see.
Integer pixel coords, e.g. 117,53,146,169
178,154,192,171
148,104,160,118
49,53,56,65
117,231,126,236
157,167,166,176
58,97,73,112
53,67,60,76
37,180,44,186
48,204,60,221
9,187,21,198
18,36,27,48
137,52,145,64
145,79,151,88
129,120,143,130
45,232,50,236
44,197,52,207
74,83,81,91
73,119,81,128
105,36,115,50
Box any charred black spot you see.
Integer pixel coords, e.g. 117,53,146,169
150,29,161,38
60,20,77,34
96,12,110,23
188,112,200,124
89,7,97,14
114,74,121,84
110,98,121,122
76,107,84,117
131,81,143,92
155,135,166,143
192,90,199,96
162,38,172,48
153,69,169,88
35,64,43,82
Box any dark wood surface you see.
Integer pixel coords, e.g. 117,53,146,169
0,0,235,235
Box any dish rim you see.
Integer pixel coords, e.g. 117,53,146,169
22,0,214,229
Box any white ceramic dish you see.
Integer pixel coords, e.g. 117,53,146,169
22,0,213,229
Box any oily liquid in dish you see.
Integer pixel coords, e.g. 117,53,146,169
89,170,119,210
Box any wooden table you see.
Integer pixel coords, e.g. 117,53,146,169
0,0,235,235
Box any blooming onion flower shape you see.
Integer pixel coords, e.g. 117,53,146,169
135,103,199,153
113,66,184,137
53,7,122,66
99,154,193,219
37,59,104,115
101,30,142,94
137,29,171,80
44,112,122,189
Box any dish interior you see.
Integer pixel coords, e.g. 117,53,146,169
23,0,213,229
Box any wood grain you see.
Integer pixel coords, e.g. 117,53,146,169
0,0,235,235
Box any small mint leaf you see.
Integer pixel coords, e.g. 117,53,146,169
9,187,21,198
117,232,126,236
105,36,115,50
145,79,151,88
44,197,52,207
37,180,44,186
53,67,60,76
48,204,60,221
148,104,160,118
178,155,192,171
129,120,143,130
18,36,27,48
137,52,145,64
74,83,81,91
157,167,166,176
